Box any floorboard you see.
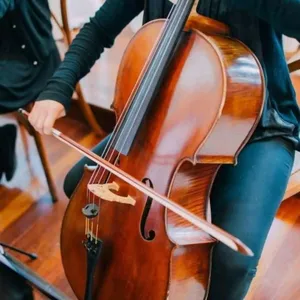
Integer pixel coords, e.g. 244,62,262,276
0,114,100,299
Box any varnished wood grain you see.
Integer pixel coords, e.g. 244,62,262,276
0,11,299,300
113,20,225,159
185,13,230,36
60,14,264,298
169,244,212,300
61,165,174,300
167,162,218,245
197,34,265,164
113,20,264,165
185,1,230,36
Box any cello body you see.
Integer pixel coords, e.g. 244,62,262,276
60,12,265,300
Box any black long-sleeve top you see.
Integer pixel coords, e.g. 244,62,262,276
0,0,60,113
20,0,300,149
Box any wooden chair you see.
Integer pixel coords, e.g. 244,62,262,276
50,0,106,137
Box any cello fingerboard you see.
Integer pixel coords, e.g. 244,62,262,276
113,0,195,155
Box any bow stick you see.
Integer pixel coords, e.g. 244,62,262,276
19,109,253,256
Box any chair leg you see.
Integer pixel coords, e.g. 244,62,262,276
31,131,58,203
50,11,66,40
18,122,30,165
59,0,106,136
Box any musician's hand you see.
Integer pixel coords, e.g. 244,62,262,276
28,100,66,135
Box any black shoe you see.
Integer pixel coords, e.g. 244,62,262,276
0,124,17,182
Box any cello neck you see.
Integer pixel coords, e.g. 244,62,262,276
110,0,195,155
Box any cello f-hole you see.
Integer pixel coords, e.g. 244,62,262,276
140,178,156,241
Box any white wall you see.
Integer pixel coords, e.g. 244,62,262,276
48,0,103,29
283,36,299,53
49,0,143,32
48,0,300,72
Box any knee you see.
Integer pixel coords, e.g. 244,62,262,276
63,169,75,199
212,243,258,279
63,165,83,199
62,135,111,199
208,244,258,300
63,160,95,199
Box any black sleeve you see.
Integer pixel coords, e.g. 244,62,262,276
0,1,16,18
37,0,144,112
230,0,300,40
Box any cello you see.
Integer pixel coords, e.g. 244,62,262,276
21,0,265,298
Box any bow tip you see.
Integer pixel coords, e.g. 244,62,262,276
236,241,254,257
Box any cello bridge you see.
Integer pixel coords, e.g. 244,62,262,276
88,182,136,206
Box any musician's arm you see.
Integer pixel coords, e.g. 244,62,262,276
36,0,144,112
0,0,16,18
230,0,300,40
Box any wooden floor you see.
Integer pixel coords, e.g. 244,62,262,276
1,25,300,299
0,111,100,299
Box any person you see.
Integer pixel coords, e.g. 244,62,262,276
0,1,60,298
0,0,61,181
27,0,300,299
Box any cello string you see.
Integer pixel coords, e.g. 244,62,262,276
93,0,185,188
85,1,179,237
87,5,174,217
89,1,179,193
91,0,189,239
89,3,178,187
109,0,190,163
90,2,179,188
89,0,187,239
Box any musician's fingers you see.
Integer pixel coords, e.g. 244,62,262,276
28,100,65,135
28,105,39,128
42,112,56,135
58,109,66,118
28,102,45,130
35,111,47,134
28,105,47,134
